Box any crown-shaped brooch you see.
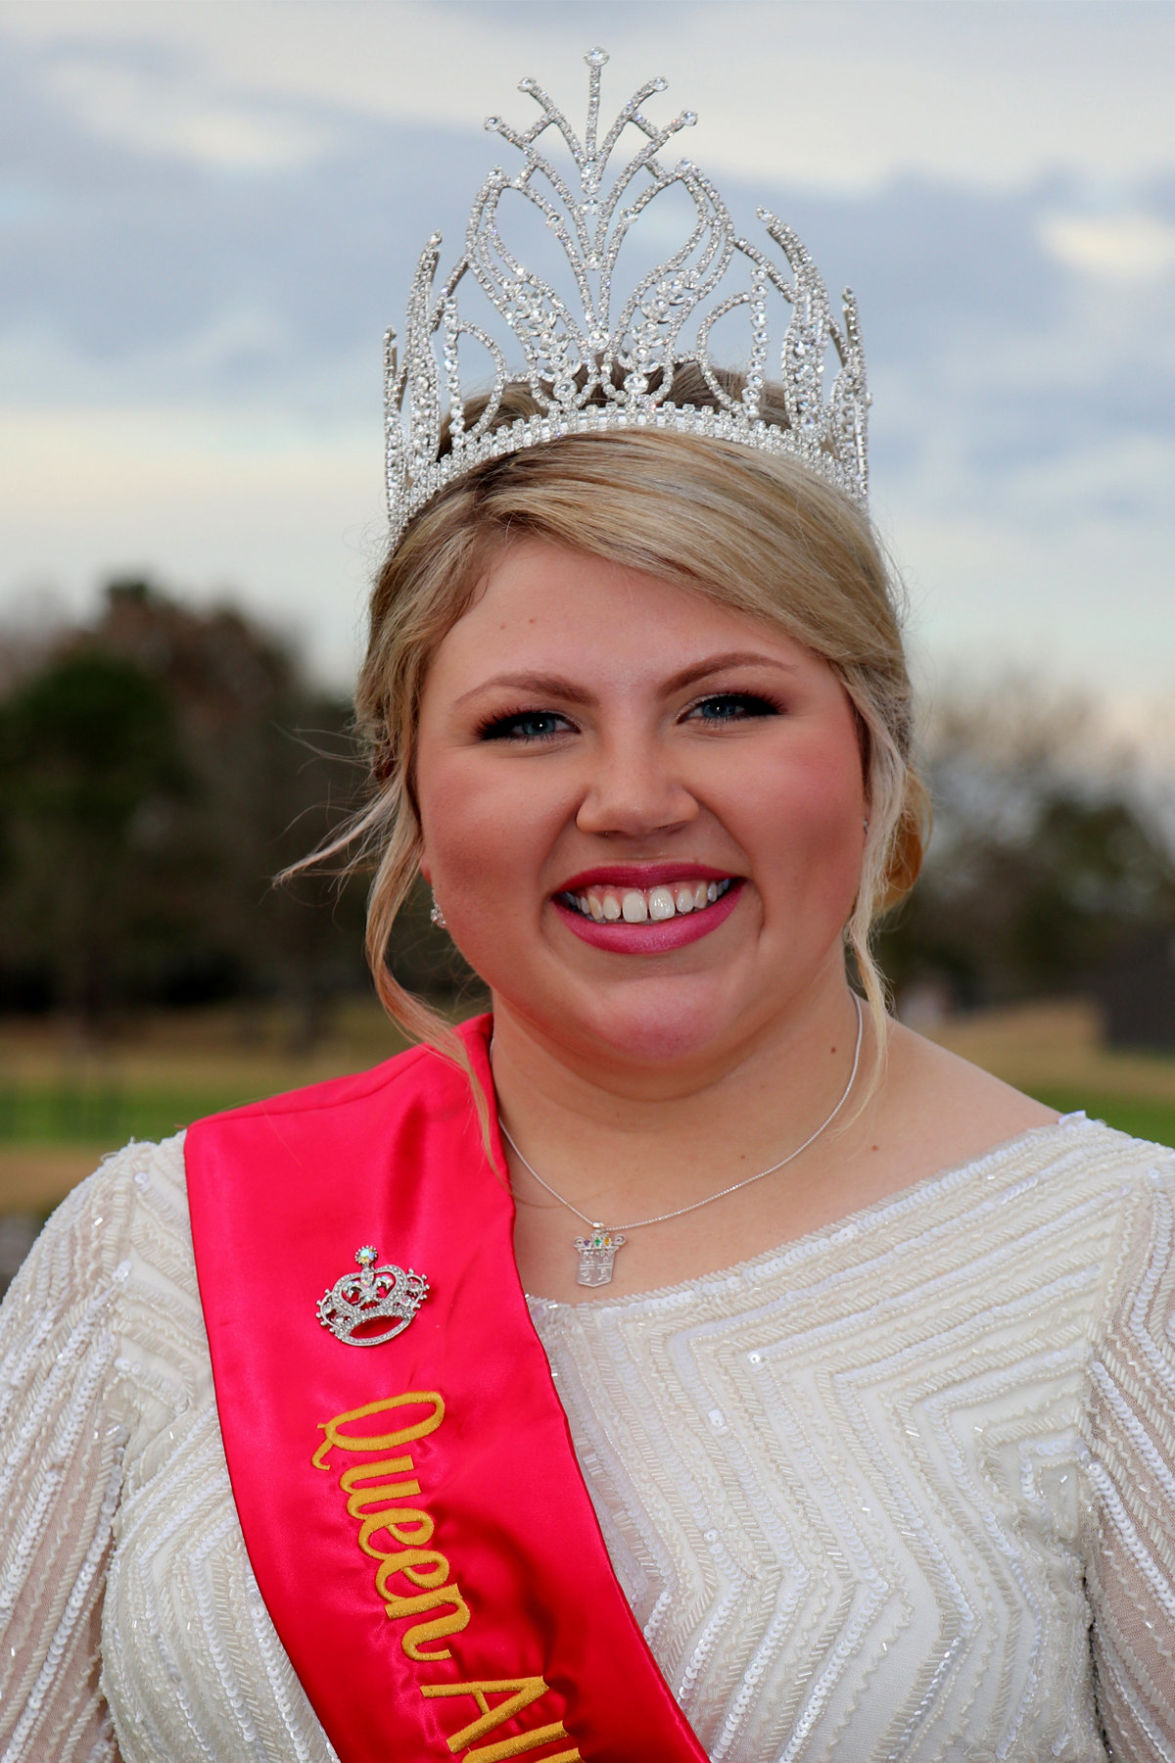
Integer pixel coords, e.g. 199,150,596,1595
385,47,868,546
317,1245,430,1347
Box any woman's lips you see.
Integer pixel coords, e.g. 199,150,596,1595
552,876,744,953
557,862,733,892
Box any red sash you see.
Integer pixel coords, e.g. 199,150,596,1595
186,1015,709,1763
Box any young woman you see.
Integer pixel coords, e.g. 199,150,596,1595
2,51,1172,1763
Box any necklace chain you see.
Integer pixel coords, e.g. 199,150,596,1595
497,993,864,1236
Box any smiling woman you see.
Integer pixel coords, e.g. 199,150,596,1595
413,495,870,1032
416,534,869,1125
359,421,924,1082
1,47,1174,1763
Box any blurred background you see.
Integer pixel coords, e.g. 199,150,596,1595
1,0,1173,1288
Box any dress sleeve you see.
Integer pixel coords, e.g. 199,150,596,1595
0,1151,151,1763
1082,1155,1175,1760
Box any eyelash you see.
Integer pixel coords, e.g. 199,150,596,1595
686,691,781,723
475,692,783,744
475,708,574,743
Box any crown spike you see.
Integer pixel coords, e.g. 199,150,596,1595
584,47,607,159
384,51,869,543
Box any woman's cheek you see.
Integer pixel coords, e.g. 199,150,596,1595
418,760,482,877
420,759,531,911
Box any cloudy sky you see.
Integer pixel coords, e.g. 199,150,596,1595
2,0,1173,736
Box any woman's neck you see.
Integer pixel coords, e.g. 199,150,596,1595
490,996,1063,1305
489,976,874,1300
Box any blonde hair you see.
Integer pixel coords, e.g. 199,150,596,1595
338,382,928,1103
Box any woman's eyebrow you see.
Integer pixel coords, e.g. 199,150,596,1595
662,652,801,691
454,652,799,708
454,671,594,708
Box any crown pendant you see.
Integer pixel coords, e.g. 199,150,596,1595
573,1226,628,1288
317,1244,430,1347
384,47,869,547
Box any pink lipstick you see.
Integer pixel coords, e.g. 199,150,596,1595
552,871,744,953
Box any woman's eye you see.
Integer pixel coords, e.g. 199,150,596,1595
687,692,779,724
477,709,572,743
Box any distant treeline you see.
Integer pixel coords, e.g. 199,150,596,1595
0,579,1171,1039
0,579,463,1040
878,679,1175,1022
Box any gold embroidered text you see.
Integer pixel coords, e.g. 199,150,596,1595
314,1391,582,1760
422,1678,582,1762
314,1390,471,1659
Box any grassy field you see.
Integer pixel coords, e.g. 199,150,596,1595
0,999,414,1210
1,996,1173,1217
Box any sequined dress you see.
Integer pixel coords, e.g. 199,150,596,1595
1,1114,1173,1762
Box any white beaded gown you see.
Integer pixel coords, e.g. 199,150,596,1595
1,1113,1174,1762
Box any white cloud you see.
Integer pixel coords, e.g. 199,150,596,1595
1040,211,1175,284
895,500,1175,700
43,56,332,168
7,1,1175,192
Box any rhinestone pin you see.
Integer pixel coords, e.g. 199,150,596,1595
317,1245,430,1347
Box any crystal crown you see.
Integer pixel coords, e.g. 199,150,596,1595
384,48,869,546
317,1244,429,1347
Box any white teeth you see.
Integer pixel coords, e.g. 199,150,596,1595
567,878,733,923
648,886,676,921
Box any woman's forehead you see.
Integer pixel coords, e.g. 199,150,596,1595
446,535,805,640
420,538,836,704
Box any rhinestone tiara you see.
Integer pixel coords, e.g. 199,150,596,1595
384,47,869,547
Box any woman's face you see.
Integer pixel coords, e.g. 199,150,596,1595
415,537,868,1078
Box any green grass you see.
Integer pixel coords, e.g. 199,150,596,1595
0,1082,271,1147
1030,1089,1175,1150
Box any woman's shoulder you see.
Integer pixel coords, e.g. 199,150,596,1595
1065,1114,1175,1335
884,1022,1054,1147
880,1021,1173,1187
1027,1111,1175,1229
67,1125,188,1208
22,1131,192,1288
971,1107,1175,1355
1,1133,208,1405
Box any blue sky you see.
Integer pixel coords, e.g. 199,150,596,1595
1,0,1172,742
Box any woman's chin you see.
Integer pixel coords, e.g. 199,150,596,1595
514,982,756,1078
591,1017,718,1068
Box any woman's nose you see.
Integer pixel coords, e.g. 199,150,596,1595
573,737,700,838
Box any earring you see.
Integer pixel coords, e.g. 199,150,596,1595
862,817,870,833
429,893,447,930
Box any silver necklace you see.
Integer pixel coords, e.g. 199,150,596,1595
498,994,864,1288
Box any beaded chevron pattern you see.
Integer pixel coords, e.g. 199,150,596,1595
384,47,869,545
